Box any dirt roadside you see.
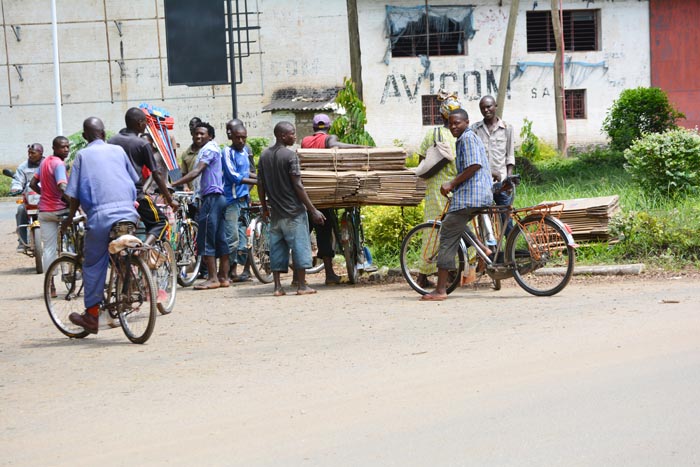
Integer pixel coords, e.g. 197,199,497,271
2,211,700,466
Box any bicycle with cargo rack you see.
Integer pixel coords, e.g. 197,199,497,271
400,176,577,297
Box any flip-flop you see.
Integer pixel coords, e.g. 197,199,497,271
219,280,230,288
420,293,447,301
273,289,286,297
194,282,220,290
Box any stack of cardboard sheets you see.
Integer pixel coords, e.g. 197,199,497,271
298,148,425,208
553,195,621,242
297,148,407,171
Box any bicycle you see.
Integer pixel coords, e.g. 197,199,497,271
400,178,576,297
172,191,201,287
44,219,158,344
245,206,368,284
148,214,177,315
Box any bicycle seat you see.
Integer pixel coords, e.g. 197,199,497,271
110,220,137,240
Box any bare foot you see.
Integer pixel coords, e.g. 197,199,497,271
296,286,317,295
194,280,220,290
420,292,447,301
273,287,286,297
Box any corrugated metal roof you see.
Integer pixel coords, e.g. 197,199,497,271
262,87,341,112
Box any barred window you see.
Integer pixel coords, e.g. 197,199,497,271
565,89,586,119
526,10,599,52
421,95,442,125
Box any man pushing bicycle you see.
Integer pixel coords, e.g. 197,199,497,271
421,108,493,302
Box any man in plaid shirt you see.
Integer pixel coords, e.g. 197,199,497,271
422,108,493,301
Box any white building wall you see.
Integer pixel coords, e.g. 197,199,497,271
359,0,650,151
1,0,649,166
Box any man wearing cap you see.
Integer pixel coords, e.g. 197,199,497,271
10,143,45,250
300,113,365,285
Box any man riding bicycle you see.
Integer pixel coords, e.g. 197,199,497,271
63,117,140,334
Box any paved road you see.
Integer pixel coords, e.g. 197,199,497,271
1,214,700,466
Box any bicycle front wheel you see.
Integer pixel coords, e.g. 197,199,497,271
176,220,201,287
153,240,177,314
250,217,273,284
400,222,463,296
44,256,88,339
117,255,157,344
506,215,575,296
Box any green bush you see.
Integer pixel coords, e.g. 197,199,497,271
609,209,700,262
624,128,700,195
515,118,557,162
363,204,423,266
247,137,269,157
602,87,685,151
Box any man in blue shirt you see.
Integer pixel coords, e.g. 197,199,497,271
171,122,230,290
63,117,140,333
422,108,493,301
222,120,257,282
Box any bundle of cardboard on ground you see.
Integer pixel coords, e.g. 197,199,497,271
298,148,425,208
553,195,621,242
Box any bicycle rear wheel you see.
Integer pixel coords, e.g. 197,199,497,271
400,222,463,296
44,256,89,338
117,255,157,344
250,216,273,284
506,215,575,296
340,211,359,284
153,240,177,314
176,220,201,287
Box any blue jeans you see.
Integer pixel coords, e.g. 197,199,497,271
197,194,229,258
269,212,313,272
224,197,249,266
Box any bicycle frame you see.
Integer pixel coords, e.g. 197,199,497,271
459,203,576,279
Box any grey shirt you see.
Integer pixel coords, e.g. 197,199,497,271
258,145,305,219
471,118,515,182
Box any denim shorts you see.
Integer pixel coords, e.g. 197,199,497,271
197,193,229,258
269,212,313,271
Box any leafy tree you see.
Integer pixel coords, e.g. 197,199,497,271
329,78,375,147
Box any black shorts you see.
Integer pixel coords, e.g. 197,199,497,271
137,195,168,240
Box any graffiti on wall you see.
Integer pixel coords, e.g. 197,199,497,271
381,69,511,104
380,60,609,104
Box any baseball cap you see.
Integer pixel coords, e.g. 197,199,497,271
312,113,331,128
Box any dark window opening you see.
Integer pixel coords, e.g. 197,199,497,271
565,89,586,119
526,10,599,52
421,95,442,125
387,6,474,58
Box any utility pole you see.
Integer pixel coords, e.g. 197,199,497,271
550,0,567,156
346,0,363,100
497,0,519,118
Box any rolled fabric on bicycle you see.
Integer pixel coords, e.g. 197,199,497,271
108,234,143,254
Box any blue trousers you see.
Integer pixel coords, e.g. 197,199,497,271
224,197,250,266
82,207,138,309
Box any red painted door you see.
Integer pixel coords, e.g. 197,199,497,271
650,0,700,129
